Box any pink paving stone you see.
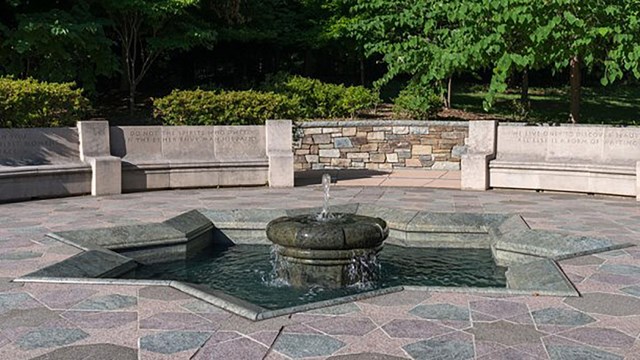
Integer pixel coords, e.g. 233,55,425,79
332,328,414,358
470,300,530,320
60,311,137,329
307,317,377,336
381,319,453,339
283,324,324,334
139,312,219,331
478,347,540,360
248,330,280,347
193,336,269,360
510,341,549,359
204,331,242,345
474,340,508,357
560,327,636,348
380,178,432,187
31,288,98,309
589,273,640,285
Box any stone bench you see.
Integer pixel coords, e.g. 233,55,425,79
109,120,293,192
462,121,640,200
0,121,120,202
0,120,293,201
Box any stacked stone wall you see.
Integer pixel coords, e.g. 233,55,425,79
293,120,468,171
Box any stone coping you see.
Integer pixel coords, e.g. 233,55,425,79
297,120,468,127
14,204,633,320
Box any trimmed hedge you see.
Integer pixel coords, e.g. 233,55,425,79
153,89,297,125
0,77,90,128
263,73,379,119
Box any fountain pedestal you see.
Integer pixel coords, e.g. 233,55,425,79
266,214,389,288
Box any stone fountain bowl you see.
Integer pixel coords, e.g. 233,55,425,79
266,213,389,250
266,213,389,288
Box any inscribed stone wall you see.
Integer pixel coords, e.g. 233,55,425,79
0,127,80,166
293,121,468,171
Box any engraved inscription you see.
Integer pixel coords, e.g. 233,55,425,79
215,128,259,144
0,133,57,156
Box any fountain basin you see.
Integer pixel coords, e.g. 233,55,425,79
266,214,389,288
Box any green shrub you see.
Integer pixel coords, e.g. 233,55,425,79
393,85,442,119
153,89,298,125
0,77,90,128
263,73,379,119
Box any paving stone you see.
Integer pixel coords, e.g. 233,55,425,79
600,264,640,276
0,251,42,260
0,292,40,312
466,321,545,346
32,288,98,309
409,304,469,321
0,307,60,328
308,302,360,315
560,327,635,348
139,331,211,354
327,353,408,360
182,300,229,314
15,328,89,350
477,347,539,360
564,292,640,316
382,319,451,339
308,317,377,336
0,277,23,292
272,333,346,358
559,255,605,266
403,337,474,360
530,308,595,326
72,294,137,311
470,300,529,319
138,286,192,300
193,336,268,360
546,344,623,360
61,311,137,329
140,312,217,331
620,285,640,297
358,290,429,306
30,343,137,360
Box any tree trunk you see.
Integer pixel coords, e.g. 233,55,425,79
521,69,530,111
443,77,452,109
128,81,136,116
359,56,366,86
569,56,581,123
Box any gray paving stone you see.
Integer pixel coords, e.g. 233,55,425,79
30,343,137,360
272,333,346,358
140,312,216,331
60,311,137,329
0,307,60,328
560,327,635,348
327,353,408,360
403,337,474,360
0,277,23,291
620,285,640,297
409,304,469,321
307,317,377,336
382,319,451,339
193,336,268,360
139,331,211,354
15,328,89,350
559,255,605,266
547,344,623,360
530,308,595,326
466,321,545,346
0,292,40,312
564,292,640,316
72,294,137,311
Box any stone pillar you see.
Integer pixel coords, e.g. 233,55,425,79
78,120,122,196
266,120,294,187
461,120,497,190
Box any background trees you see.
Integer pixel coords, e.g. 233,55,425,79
1,0,639,123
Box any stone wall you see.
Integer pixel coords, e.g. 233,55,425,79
293,120,468,171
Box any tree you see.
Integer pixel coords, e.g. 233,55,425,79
98,0,216,114
0,1,117,93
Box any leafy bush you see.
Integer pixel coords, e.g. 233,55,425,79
393,85,442,119
0,77,90,128
153,89,298,125
263,73,379,119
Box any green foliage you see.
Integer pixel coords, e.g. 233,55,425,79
393,85,441,120
0,77,91,128
0,2,118,93
263,73,378,118
153,89,297,125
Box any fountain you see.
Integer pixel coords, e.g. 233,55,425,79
266,174,389,288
